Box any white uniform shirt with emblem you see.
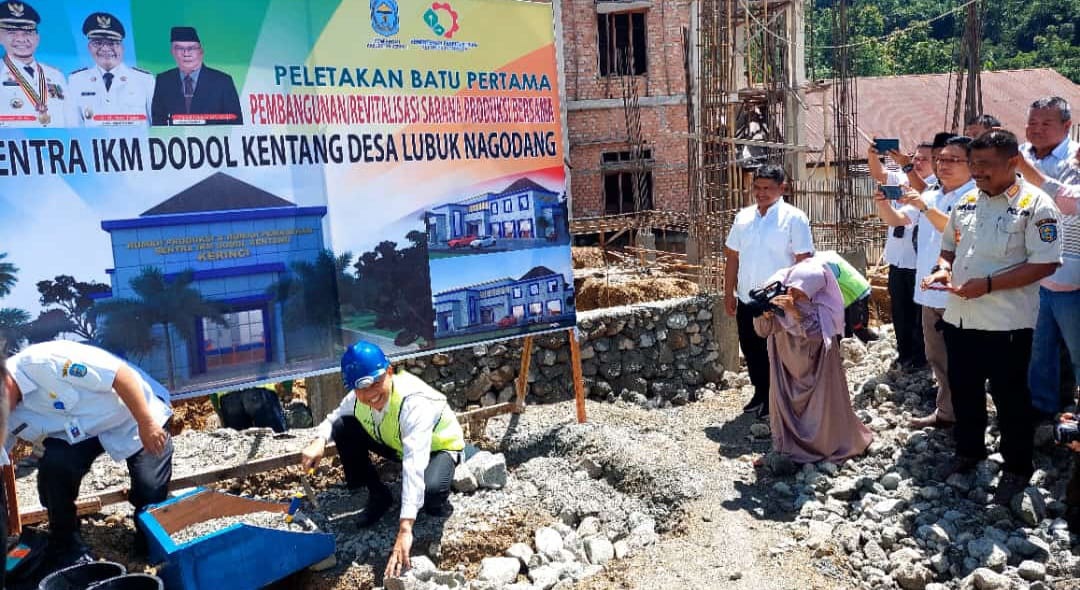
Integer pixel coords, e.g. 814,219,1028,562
0,59,67,127
941,180,1063,331
66,63,154,127
725,200,815,302
913,180,977,309
4,341,172,462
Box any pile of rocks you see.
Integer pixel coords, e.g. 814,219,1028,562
384,509,659,590
757,330,1079,590
401,296,724,410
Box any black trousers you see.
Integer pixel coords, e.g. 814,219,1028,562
736,301,770,403
330,416,456,513
944,325,1034,475
0,480,6,589
888,265,925,364
37,434,173,545
845,296,871,338
219,388,287,433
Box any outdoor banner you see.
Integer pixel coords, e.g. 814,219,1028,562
0,0,574,398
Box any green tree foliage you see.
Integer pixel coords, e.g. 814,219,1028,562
0,308,30,355
351,231,434,346
94,268,225,389
809,0,1080,82
0,252,17,298
36,275,111,341
267,250,350,355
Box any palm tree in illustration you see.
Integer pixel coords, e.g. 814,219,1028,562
0,252,18,298
94,267,225,389
267,250,347,356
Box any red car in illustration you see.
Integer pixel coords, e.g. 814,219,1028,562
448,235,478,248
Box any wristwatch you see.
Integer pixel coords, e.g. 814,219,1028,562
901,163,915,173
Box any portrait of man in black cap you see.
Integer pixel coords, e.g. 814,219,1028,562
0,0,67,127
150,26,242,126
67,12,155,127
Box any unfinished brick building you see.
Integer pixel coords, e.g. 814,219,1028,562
556,0,691,237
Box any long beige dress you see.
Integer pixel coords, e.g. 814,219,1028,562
753,313,873,463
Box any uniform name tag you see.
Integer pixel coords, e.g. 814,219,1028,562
81,91,96,96
2,81,18,86
65,419,86,444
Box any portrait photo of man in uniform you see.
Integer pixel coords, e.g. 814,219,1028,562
150,26,242,126
0,0,66,127
66,12,154,127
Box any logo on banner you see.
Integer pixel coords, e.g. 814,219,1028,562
424,3,459,39
371,0,400,36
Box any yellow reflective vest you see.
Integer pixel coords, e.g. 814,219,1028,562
352,372,465,458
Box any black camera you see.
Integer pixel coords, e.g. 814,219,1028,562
1056,420,1080,445
745,280,789,318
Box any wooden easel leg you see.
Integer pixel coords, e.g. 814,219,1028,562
568,328,586,423
3,464,21,536
513,336,534,413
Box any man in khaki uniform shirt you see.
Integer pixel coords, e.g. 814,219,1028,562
924,130,1062,504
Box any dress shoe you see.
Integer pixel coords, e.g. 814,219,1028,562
909,413,954,429
992,471,1031,505
854,328,880,343
356,489,392,528
934,455,980,481
742,398,764,414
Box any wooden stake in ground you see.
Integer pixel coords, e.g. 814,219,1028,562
3,464,20,535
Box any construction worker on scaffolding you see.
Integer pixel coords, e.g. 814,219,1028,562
301,340,465,578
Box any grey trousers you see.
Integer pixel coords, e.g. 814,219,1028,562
922,307,953,421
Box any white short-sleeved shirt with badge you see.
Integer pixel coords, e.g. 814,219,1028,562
4,341,172,461
941,179,1063,331
882,170,921,269
725,200,815,302
66,63,154,127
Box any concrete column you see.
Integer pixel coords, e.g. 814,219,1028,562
306,372,344,426
712,298,741,376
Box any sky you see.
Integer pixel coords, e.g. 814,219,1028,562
429,246,572,295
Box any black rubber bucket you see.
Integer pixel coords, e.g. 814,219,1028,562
88,574,164,590
38,561,126,590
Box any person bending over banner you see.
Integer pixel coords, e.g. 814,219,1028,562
150,26,242,126
301,340,465,578
2,341,173,572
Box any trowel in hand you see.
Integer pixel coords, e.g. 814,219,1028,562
301,468,320,509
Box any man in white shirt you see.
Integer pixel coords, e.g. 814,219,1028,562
1017,96,1080,416
870,138,944,370
0,1,67,127
301,340,465,579
3,341,172,566
724,165,814,418
901,136,978,428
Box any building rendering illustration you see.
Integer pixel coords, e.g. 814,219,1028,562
425,178,569,247
97,172,328,386
432,266,575,338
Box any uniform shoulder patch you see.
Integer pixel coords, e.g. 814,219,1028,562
1034,217,1058,227
1039,223,1058,243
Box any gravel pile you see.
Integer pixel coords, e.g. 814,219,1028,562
170,510,320,545
753,326,1080,590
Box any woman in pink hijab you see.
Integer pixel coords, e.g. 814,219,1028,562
753,256,873,463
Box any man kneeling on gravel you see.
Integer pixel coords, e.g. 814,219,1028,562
301,340,465,578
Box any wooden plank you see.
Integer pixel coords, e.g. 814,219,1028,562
3,465,21,535
457,402,517,422
514,336,534,412
568,328,587,424
19,445,339,526
150,490,286,535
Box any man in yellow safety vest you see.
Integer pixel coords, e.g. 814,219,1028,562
301,340,464,577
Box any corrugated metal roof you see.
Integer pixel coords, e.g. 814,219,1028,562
803,69,1080,159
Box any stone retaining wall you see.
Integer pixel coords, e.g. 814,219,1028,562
401,296,726,410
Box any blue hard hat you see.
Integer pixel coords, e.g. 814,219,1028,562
341,340,389,392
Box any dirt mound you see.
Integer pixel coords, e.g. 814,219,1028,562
169,397,216,434
572,247,616,269
575,276,699,311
